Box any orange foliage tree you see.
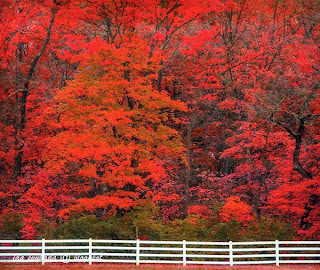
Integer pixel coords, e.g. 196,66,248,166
18,37,186,237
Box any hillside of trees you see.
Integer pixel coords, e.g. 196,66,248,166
0,0,319,240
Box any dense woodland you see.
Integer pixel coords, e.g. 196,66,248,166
0,0,319,240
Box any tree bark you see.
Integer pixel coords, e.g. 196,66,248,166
269,81,320,230
182,111,197,219
13,7,57,180
293,120,312,179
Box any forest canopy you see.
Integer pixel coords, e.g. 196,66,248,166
0,0,319,240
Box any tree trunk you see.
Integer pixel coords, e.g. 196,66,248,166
13,7,57,180
182,111,197,219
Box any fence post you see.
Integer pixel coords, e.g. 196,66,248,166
183,240,187,266
275,240,279,266
136,239,140,266
229,241,233,266
41,238,45,265
89,238,92,265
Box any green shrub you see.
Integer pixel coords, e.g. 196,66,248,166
213,220,244,241
0,212,23,239
244,218,296,241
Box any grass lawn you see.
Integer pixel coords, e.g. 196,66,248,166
1,264,320,270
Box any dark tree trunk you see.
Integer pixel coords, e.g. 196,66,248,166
182,111,197,219
13,7,57,180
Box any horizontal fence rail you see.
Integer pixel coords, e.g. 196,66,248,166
0,239,319,266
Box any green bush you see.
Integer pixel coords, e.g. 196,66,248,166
53,214,131,239
50,203,296,242
0,212,23,239
213,220,244,241
244,218,296,241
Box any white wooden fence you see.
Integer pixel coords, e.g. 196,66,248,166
0,239,319,266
